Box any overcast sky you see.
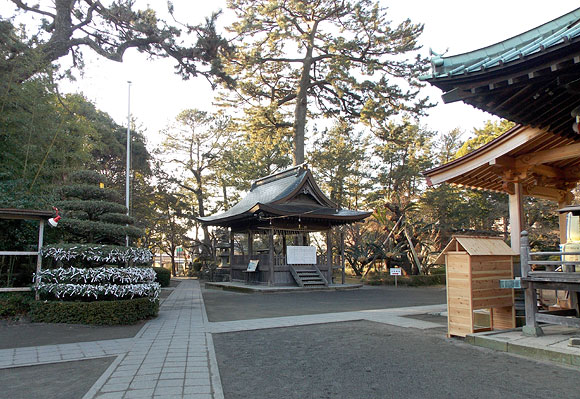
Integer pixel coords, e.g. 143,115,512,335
40,1,580,146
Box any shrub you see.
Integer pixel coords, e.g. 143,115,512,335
0,292,34,317
363,273,446,286
29,297,159,325
153,267,171,287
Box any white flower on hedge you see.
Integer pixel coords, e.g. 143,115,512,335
36,282,161,301
35,267,156,284
41,245,153,264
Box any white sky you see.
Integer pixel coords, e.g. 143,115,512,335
33,1,580,146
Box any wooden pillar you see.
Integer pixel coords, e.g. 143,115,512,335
521,231,543,336
248,231,254,257
268,228,274,286
509,182,524,251
340,230,345,285
35,219,45,300
326,228,332,284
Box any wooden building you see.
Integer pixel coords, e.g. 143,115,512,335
422,7,580,335
199,164,371,286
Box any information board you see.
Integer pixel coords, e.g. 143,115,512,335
287,246,317,265
390,267,402,276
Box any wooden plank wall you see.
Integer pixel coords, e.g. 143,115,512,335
447,253,515,337
447,253,474,337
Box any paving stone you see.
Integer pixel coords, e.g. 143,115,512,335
124,388,154,398
129,379,157,389
154,385,183,395
184,385,212,394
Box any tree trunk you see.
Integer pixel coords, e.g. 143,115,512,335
292,24,317,165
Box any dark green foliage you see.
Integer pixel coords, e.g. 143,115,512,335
55,200,127,219
59,219,143,245
153,267,171,287
60,184,123,203
29,298,159,325
364,273,446,286
0,292,34,317
68,170,109,185
98,213,134,225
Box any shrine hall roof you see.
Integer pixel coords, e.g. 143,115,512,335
198,164,371,228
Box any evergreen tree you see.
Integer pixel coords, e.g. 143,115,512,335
222,0,431,164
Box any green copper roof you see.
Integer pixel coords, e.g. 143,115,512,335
422,7,580,80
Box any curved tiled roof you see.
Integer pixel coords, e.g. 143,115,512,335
423,7,580,80
198,165,371,227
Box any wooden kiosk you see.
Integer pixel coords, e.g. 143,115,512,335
199,164,371,286
438,236,517,337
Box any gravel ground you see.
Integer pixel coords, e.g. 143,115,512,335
0,321,145,349
203,285,446,322
213,320,580,399
0,357,114,399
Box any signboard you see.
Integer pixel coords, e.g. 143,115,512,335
247,259,259,272
287,246,317,265
389,267,402,276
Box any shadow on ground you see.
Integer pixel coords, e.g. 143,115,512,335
202,284,446,322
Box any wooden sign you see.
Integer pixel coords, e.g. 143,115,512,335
287,246,317,265
247,259,259,272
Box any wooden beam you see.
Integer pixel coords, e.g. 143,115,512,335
522,185,570,202
517,142,580,165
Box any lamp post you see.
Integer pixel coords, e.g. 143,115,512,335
126,81,132,247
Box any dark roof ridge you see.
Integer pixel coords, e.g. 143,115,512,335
251,163,307,189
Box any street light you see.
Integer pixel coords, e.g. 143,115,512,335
126,81,132,247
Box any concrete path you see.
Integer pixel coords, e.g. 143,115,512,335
0,280,447,399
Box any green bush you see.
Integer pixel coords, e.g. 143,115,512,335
363,273,446,286
29,297,158,325
153,267,171,287
0,292,34,317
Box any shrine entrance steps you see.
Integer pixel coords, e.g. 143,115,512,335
290,265,328,288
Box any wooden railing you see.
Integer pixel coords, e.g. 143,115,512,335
520,231,580,335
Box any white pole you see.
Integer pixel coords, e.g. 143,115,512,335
126,81,132,247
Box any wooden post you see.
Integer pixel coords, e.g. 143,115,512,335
248,231,254,257
268,228,274,286
340,230,345,285
326,228,332,284
509,182,524,251
521,231,543,336
35,219,45,300
229,229,235,282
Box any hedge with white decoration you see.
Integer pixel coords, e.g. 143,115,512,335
41,244,153,265
35,282,160,301
35,267,156,284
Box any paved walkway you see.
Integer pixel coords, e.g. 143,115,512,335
0,280,447,399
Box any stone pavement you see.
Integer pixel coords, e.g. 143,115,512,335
0,280,448,399
467,324,580,367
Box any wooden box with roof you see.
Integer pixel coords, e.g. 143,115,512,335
437,236,517,337
198,164,371,287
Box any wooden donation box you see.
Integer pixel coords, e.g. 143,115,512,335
438,236,516,337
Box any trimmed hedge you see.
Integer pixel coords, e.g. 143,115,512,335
29,297,159,325
153,267,171,287
0,292,34,317
364,274,446,286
